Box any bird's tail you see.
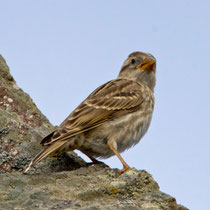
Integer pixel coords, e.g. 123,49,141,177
24,140,67,173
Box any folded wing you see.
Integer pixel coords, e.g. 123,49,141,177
41,79,145,145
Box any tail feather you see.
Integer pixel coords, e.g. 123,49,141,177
24,141,66,173
40,131,55,145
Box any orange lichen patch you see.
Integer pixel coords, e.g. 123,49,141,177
111,188,118,194
49,152,60,158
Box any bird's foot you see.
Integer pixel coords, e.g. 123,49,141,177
118,165,130,174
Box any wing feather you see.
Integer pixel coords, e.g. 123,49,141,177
41,79,145,145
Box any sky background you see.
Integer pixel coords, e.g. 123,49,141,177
1,1,210,209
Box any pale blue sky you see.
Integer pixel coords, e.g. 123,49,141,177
1,1,210,209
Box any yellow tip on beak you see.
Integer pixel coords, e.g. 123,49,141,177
136,59,156,72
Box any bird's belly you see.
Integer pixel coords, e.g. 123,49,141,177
113,112,152,153
81,111,153,159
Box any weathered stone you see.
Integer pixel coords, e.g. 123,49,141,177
0,55,84,174
0,55,188,209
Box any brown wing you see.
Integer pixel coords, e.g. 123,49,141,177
41,79,145,145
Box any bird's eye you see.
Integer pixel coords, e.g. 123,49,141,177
131,59,135,64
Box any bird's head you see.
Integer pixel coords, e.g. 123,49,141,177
118,52,156,91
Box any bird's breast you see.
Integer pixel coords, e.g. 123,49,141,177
110,108,153,153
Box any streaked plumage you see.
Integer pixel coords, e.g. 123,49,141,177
25,51,156,174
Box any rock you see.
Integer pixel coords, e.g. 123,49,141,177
0,55,85,174
0,55,188,209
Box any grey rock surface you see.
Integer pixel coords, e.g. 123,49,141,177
0,55,188,210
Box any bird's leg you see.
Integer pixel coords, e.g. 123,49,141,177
107,140,130,174
85,154,104,166
87,155,101,164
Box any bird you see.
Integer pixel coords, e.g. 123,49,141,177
24,51,156,174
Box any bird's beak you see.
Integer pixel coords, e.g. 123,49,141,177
136,58,156,72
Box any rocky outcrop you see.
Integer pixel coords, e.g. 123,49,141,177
0,55,188,209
